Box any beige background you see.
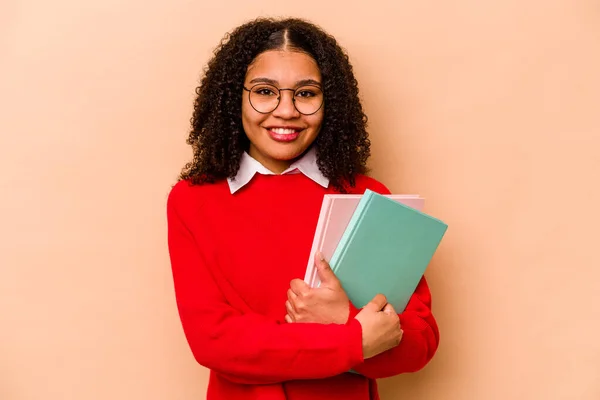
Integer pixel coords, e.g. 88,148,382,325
1,0,599,399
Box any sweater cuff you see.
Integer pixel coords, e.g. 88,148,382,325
346,317,365,365
346,301,361,324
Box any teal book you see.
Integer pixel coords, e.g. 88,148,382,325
329,189,448,312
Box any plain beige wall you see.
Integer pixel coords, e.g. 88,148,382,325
1,1,599,399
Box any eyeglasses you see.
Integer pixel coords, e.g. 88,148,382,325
243,83,324,115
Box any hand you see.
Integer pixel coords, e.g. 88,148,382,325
285,252,350,324
354,294,403,359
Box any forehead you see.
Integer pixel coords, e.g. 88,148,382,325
245,50,321,83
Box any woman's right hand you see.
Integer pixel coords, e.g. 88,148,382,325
354,294,403,359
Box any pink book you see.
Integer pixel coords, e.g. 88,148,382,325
304,194,425,287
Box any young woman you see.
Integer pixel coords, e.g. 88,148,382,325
167,17,439,400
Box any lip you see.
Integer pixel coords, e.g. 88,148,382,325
264,125,305,131
264,126,304,143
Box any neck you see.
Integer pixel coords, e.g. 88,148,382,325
248,148,294,174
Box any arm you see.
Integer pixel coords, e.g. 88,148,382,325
347,277,440,378
167,187,364,385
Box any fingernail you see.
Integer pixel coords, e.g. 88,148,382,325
317,251,324,261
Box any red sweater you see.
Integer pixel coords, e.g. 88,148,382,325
166,173,439,400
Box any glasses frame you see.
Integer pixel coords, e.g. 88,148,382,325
242,83,324,116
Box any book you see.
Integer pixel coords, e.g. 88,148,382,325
306,189,447,312
304,193,425,288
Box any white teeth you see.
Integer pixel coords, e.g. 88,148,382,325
271,128,297,135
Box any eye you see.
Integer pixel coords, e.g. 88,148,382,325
296,90,316,98
295,86,322,98
252,86,278,96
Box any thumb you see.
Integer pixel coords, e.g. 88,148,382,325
362,293,388,313
383,303,396,315
315,252,339,286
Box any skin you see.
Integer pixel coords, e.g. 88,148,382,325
287,252,404,359
286,252,352,324
242,49,324,173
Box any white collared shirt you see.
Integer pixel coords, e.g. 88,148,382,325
227,146,330,194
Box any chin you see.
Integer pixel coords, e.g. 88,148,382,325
261,143,305,159
272,147,308,161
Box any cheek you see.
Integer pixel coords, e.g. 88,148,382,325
307,112,324,133
241,100,251,122
241,103,260,130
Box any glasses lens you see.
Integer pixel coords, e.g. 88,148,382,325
294,85,323,115
249,84,280,113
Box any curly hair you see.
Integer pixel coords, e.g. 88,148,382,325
178,17,371,192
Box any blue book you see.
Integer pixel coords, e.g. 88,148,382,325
329,189,448,311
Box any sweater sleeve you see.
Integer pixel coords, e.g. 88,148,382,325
347,277,439,378
166,185,365,385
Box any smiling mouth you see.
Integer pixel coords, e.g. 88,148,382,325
268,127,302,135
266,127,303,142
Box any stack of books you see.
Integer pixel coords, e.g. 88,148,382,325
304,189,447,311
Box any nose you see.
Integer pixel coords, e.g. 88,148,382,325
272,89,300,119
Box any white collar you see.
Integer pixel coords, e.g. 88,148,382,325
227,146,329,194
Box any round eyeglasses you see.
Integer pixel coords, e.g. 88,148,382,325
243,83,324,115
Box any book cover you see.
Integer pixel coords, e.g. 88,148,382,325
328,189,447,311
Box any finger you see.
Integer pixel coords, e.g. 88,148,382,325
315,251,339,286
290,279,310,296
287,288,298,304
285,300,296,318
363,293,388,312
285,314,293,323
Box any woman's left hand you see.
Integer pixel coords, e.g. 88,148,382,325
285,252,350,325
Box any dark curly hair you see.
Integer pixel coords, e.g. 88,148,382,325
178,17,371,192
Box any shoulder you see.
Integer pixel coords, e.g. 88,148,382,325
167,178,229,213
349,174,392,195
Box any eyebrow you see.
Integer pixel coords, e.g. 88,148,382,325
248,77,322,87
